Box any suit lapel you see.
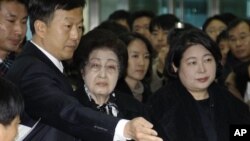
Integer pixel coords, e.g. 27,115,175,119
21,41,63,75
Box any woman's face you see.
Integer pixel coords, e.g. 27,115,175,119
177,44,216,93
82,48,119,97
126,39,150,81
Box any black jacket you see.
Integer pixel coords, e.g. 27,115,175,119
74,82,150,120
148,78,250,141
115,78,152,103
6,41,120,141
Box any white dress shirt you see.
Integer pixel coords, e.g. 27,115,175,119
30,40,64,73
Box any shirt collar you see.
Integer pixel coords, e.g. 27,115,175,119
30,40,64,73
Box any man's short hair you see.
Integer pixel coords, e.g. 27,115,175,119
0,77,24,126
28,0,86,35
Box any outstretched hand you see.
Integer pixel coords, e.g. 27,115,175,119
124,117,163,141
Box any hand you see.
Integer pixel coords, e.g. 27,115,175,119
124,117,163,141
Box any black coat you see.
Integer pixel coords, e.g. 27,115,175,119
115,78,152,103
148,78,250,141
6,41,120,141
74,82,150,120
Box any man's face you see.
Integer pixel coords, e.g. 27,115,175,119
150,26,168,53
0,1,27,54
42,8,84,61
132,16,152,41
228,22,250,62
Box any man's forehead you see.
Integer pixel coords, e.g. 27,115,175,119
231,22,250,32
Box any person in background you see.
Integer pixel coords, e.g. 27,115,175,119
73,29,150,129
202,15,227,41
216,30,230,66
108,9,131,31
96,20,129,36
149,14,180,92
148,29,250,141
149,14,179,53
224,18,250,101
129,10,155,42
220,12,237,26
0,77,24,141
0,0,28,76
116,32,153,103
215,30,232,87
6,0,162,141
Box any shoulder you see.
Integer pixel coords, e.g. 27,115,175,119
115,91,149,118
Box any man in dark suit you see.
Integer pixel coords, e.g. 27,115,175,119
6,0,162,141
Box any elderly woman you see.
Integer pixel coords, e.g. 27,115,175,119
73,29,149,120
148,29,250,141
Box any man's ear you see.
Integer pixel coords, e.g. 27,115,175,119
172,63,178,73
34,20,47,38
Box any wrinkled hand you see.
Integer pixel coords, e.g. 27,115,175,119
124,117,163,141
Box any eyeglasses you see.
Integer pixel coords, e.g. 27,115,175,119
86,59,119,73
229,34,250,45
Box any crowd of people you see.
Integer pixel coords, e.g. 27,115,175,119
1,0,250,141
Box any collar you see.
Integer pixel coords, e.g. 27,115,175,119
30,40,64,73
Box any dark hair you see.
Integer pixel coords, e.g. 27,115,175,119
165,29,222,79
216,30,228,45
108,9,130,22
0,78,24,126
119,32,153,81
128,10,155,31
28,0,86,35
202,15,226,31
167,22,197,49
95,20,129,36
220,13,237,26
227,18,250,33
73,29,127,78
149,14,180,32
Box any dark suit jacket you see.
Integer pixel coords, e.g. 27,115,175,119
6,41,120,141
148,78,250,141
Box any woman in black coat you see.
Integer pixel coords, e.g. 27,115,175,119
148,29,250,141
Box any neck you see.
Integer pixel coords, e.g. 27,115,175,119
125,77,140,90
156,61,164,73
189,90,209,100
84,84,110,105
90,94,109,106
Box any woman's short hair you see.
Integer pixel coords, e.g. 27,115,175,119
73,29,128,78
165,29,222,79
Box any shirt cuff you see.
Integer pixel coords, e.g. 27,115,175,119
113,119,132,141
